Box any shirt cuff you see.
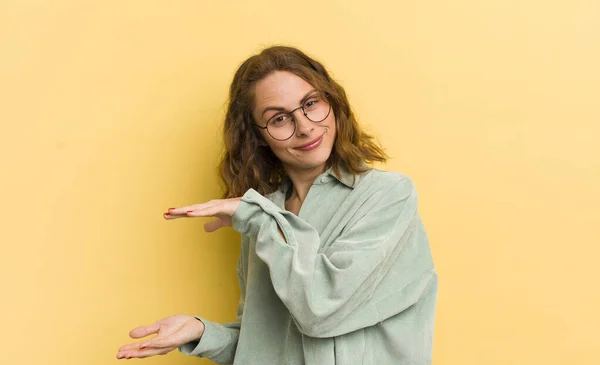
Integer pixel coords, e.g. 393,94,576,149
232,189,273,235
178,317,229,357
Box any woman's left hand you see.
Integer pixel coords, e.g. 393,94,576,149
164,198,242,232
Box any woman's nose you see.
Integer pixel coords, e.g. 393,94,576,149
294,112,314,137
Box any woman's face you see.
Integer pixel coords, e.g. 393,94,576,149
252,71,336,174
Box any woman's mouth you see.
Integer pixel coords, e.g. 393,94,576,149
294,135,324,151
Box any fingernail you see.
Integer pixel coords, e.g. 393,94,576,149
168,207,175,210
187,210,194,213
164,212,170,216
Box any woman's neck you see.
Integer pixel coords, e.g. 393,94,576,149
285,164,327,204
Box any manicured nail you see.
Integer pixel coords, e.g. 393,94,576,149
187,210,194,213
164,212,170,216
168,207,175,210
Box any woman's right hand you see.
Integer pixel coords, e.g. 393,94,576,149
116,314,205,359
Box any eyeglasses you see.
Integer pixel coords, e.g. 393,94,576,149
253,92,332,141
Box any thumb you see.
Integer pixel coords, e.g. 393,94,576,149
129,323,160,339
204,218,224,232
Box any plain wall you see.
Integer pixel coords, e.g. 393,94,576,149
1,1,599,364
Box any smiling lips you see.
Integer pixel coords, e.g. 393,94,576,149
294,135,324,151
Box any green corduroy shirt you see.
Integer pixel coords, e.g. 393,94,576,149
180,167,437,364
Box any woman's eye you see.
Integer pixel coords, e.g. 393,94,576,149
305,99,319,108
271,115,288,125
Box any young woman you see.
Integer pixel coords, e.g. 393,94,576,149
116,46,437,364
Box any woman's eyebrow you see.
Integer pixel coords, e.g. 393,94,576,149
261,89,318,118
298,89,318,105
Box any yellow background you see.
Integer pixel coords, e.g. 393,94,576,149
1,1,598,364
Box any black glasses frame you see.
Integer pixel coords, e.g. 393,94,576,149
253,95,332,141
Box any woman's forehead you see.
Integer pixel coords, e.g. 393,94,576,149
254,71,315,107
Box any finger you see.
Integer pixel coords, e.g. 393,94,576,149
163,212,187,220
117,346,173,359
169,200,221,216
190,198,240,218
163,208,191,219
167,205,197,215
164,210,207,220
129,323,160,339
186,205,224,218
204,219,224,232
117,335,172,355
117,342,144,352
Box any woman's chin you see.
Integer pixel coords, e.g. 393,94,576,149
285,154,331,172
277,142,334,171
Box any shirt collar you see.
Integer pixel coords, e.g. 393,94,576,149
324,164,362,189
276,164,364,196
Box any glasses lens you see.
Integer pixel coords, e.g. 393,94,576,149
304,94,331,122
267,114,295,140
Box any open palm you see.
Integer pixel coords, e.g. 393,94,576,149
116,314,204,359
